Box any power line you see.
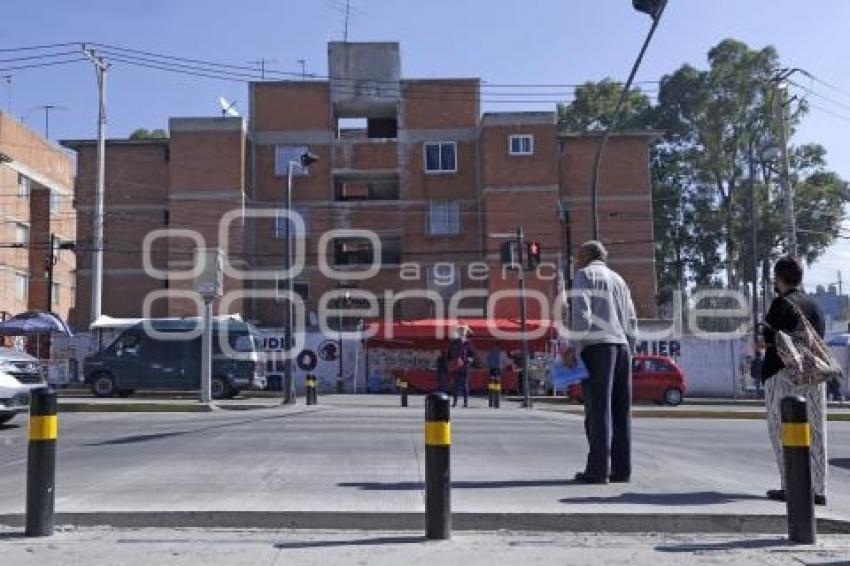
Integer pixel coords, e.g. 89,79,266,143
0,57,88,72
0,42,82,53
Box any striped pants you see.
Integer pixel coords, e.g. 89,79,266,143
765,368,828,496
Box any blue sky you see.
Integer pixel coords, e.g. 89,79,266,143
2,0,849,288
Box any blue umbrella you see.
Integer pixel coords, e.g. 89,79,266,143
0,311,73,336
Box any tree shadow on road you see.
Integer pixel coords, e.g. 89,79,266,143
274,535,426,549
829,458,850,471
655,537,788,552
0,423,21,432
339,479,573,491
560,491,766,506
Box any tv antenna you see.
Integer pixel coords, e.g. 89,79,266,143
248,58,278,80
28,104,68,138
327,0,365,41
218,96,240,118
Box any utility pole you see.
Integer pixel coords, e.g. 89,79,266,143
516,227,532,409
297,59,307,79
1,74,11,114
773,85,798,257
838,270,843,297
83,45,108,325
343,0,351,42
44,234,58,312
748,143,759,348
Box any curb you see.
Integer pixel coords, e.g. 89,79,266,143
0,511,848,535
539,407,850,421
58,402,213,413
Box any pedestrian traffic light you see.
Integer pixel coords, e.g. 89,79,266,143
527,241,541,270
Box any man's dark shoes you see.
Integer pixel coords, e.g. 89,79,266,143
766,489,785,502
609,474,631,483
574,472,608,485
767,489,826,505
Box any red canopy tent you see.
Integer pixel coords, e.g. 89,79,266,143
365,318,558,393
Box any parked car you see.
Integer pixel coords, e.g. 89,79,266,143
0,347,43,385
0,371,31,425
83,318,265,399
567,354,687,406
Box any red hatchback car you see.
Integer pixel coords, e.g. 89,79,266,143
567,354,687,406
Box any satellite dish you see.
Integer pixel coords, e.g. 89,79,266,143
218,96,240,117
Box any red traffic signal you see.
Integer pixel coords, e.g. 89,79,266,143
527,241,541,270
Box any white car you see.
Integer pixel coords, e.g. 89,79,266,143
0,347,43,385
0,371,30,425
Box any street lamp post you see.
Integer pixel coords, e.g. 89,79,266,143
589,0,667,240
283,151,318,405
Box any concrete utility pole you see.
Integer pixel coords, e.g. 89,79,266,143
748,144,759,347
1,74,11,114
83,46,108,325
773,86,798,257
44,234,58,312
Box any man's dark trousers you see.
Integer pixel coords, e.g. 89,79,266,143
579,343,632,479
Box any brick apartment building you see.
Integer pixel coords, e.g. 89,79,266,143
0,112,75,323
64,42,658,330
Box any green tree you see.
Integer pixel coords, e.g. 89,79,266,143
556,79,652,131
129,128,168,140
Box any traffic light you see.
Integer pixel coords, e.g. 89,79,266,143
527,241,541,270
500,240,518,268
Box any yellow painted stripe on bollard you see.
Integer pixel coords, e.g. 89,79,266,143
28,415,58,441
488,383,500,391
397,380,408,388
782,423,811,447
425,422,451,446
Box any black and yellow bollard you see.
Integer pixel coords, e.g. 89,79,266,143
305,375,317,406
425,392,451,539
782,395,816,545
25,387,58,537
398,379,408,407
493,378,501,409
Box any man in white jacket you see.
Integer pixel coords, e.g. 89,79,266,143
567,241,638,484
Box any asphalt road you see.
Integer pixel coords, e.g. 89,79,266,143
1,394,850,519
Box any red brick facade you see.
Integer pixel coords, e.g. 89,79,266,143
64,42,658,330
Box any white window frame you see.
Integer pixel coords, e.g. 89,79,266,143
17,173,30,198
15,222,29,246
14,272,28,301
49,191,63,214
423,141,457,174
51,282,60,307
428,201,460,235
509,134,534,156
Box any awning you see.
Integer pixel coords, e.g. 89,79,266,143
0,311,73,336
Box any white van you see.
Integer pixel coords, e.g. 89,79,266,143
0,371,30,425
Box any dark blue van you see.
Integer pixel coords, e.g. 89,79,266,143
83,318,264,399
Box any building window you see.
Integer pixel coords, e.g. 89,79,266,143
429,201,460,235
335,178,400,201
51,283,60,307
424,142,457,173
333,237,401,266
17,174,29,198
49,191,63,214
15,223,29,246
14,273,28,301
427,263,461,298
509,135,534,156
274,145,310,177
274,206,309,239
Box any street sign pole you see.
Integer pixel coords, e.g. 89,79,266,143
194,247,223,406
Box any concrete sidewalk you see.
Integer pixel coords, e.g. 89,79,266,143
2,527,850,566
